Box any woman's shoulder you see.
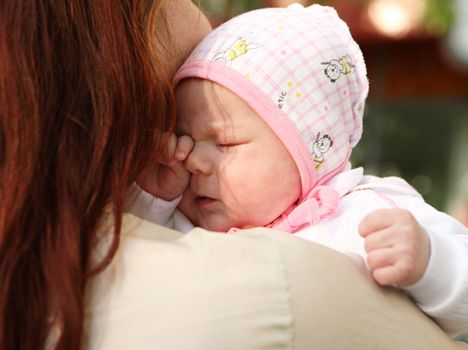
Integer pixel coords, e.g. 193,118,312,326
83,214,297,349
83,213,465,350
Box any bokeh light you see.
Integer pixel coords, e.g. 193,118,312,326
367,0,426,38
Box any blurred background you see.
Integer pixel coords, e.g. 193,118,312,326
196,0,468,225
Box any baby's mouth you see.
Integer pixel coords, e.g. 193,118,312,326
195,195,217,208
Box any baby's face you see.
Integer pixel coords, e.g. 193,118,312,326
176,79,301,231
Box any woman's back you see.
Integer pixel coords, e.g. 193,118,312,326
83,214,466,350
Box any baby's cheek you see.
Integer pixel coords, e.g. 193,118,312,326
219,164,262,213
236,175,286,219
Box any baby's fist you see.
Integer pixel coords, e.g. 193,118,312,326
358,208,430,287
137,134,194,201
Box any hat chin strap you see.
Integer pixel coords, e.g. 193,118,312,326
268,185,339,233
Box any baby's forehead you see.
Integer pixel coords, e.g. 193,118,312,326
175,101,235,136
176,79,227,110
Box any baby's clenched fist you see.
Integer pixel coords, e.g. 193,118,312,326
358,208,430,287
137,134,194,201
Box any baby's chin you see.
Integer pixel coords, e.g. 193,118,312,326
200,218,272,233
192,214,238,232
197,218,233,233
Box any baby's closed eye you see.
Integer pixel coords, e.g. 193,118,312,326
216,140,247,150
217,142,238,147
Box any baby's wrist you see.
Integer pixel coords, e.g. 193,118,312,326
158,188,185,201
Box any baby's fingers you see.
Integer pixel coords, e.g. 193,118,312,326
175,135,194,161
372,259,415,286
371,265,401,286
358,208,395,237
160,133,178,166
366,248,395,271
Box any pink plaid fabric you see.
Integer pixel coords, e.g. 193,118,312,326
174,3,369,231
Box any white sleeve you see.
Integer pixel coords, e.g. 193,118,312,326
305,190,392,260
173,210,196,233
395,195,468,335
127,188,181,229
317,189,468,334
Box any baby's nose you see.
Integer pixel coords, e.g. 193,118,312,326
184,141,212,175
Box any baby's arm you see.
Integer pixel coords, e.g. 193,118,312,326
359,200,468,334
130,134,193,228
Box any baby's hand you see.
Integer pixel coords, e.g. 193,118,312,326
137,134,194,201
358,208,430,287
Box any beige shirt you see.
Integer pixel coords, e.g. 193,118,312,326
82,213,467,350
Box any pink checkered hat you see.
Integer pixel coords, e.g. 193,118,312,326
174,3,368,202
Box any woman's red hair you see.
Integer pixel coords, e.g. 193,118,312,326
0,1,175,349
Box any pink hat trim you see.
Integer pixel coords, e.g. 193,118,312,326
174,60,317,199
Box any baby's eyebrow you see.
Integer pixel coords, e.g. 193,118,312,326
206,119,227,135
196,120,229,140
